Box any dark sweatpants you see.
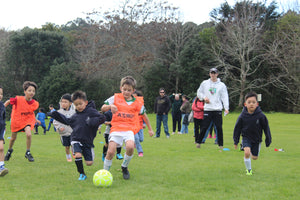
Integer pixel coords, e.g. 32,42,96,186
172,111,182,132
196,111,224,147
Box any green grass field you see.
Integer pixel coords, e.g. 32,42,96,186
0,113,299,200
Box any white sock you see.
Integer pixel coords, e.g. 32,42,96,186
244,157,251,170
103,158,113,171
0,161,4,166
121,153,133,168
66,154,71,159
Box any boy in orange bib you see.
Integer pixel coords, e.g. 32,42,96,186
4,81,39,162
101,76,154,180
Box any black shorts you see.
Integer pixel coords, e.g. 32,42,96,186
0,128,5,143
72,142,94,161
242,137,261,157
60,135,71,147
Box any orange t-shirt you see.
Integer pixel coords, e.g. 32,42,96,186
110,93,142,134
10,96,39,132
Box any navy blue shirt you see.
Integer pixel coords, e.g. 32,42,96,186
49,101,105,147
233,106,272,147
0,101,5,135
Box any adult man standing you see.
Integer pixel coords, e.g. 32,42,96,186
154,88,171,138
196,68,229,149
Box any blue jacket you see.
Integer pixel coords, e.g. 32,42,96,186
233,106,272,147
36,112,46,123
49,101,106,147
0,101,5,135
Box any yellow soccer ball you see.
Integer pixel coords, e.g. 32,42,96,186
93,169,113,187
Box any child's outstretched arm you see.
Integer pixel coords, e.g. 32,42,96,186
48,111,71,125
142,113,154,137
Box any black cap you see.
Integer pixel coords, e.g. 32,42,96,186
61,93,72,102
209,68,218,73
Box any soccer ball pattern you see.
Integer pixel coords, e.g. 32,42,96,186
93,169,113,187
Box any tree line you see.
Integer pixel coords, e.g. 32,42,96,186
0,0,299,114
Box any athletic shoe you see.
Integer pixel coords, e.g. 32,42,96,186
78,174,87,180
116,153,124,160
0,166,8,177
172,132,175,135
196,143,201,148
34,132,38,135
4,149,13,161
246,169,253,175
138,152,143,157
208,135,212,138
213,135,216,139
121,166,130,180
25,151,34,162
166,135,170,138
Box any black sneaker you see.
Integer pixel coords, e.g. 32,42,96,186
4,149,13,161
25,151,34,162
240,143,244,151
121,166,130,180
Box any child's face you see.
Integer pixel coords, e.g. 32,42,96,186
60,99,72,110
120,84,134,100
73,98,88,112
24,86,36,100
0,88,3,101
244,96,258,114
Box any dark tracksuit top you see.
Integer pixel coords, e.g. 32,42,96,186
49,101,106,148
233,106,272,147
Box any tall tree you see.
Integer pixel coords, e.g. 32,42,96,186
209,0,280,107
264,11,300,112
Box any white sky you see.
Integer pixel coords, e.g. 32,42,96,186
0,0,294,30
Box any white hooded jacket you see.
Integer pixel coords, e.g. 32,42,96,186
197,78,229,111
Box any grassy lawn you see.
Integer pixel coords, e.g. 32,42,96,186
0,112,299,200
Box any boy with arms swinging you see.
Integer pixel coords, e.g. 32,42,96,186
101,76,154,180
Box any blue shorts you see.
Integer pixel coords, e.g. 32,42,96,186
242,137,261,157
72,142,94,161
60,135,71,147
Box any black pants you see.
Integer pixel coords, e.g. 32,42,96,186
172,112,182,132
196,111,223,146
194,118,202,142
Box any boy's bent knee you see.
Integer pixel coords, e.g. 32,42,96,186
252,156,258,160
86,161,93,166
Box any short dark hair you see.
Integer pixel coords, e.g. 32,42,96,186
39,108,45,112
23,81,37,91
245,91,257,101
120,76,136,89
72,90,87,101
49,104,54,107
0,85,2,89
159,88,165,93
61,93,72,102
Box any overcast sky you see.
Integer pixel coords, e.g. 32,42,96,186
0,0,294,30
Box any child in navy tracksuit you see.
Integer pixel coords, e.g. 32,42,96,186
49,90,106,180
233,91,272,175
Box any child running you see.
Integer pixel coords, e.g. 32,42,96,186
34,108,47,135
101,76,154,180
48,90,105,180
4,81,39,162
233,91,272,175
53,94,75,162
0,86,8,176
